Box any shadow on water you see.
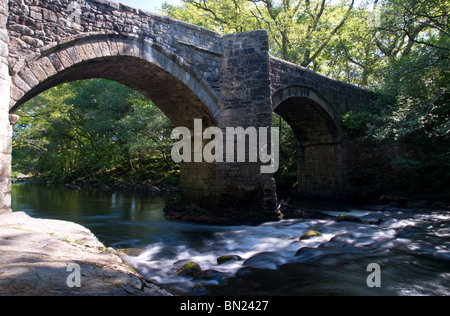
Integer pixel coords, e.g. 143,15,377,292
11,184,450,296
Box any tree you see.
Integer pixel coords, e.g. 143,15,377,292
349,0,450,196
163,0,356,70
12,79,178,184
329,0,449,88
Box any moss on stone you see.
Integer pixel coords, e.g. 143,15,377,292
175,261,203,278
217,255,243,265
300,230,323,240
336,214,362,223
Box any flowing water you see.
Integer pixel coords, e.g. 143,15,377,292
11,184,450,296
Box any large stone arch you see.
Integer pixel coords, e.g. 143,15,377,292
8,34,222,212
273,86,354,199
9,34,220,127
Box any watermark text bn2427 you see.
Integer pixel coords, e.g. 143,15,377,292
171,119,279,174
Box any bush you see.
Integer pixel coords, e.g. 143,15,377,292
341,111,373,138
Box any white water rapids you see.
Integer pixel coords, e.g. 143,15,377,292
124,206,450,296
12,184,450,296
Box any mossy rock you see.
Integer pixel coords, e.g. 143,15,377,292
217,255,243,265
336,214,362,223
175,261,203,278
396,225,426,238
299,230,323,240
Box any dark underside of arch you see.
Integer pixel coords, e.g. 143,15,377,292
274,96,341,144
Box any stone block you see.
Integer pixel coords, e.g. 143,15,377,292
65,46,82,64
47,53,64,72
37,56,57,78
56,50,75,68
107,39,119,56
98,41,112,57
0,134,12,153
18,67,39,88
0,191,11,210
28,60,48,82
42,8,58,23
79,42,97,60
10,85,24,104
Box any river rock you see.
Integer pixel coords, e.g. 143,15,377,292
243,252,286,269
280,208,333,220
201,269,227,283
299,230,322,240
217,255,243,265
396,225,426,238
294,247,324,262
64,183,81,190
336,214,362,223
99,184,111,191
175,261,203,278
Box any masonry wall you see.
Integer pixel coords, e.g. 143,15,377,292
0,0,11,212
295,138,357,199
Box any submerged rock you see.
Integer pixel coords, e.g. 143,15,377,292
280,208,333,220
217,255,243,265
294,247,324,262
243,252,286,269
336,214,362,223
396,225,426,238
64,183,81,190
299,230,323,240
201,269,227,283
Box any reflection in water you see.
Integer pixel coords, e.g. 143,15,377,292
11,183,168,248
11,184,450,296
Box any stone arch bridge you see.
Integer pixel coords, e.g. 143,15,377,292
0,0,371,222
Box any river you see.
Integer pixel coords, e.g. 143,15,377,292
11,183,450,296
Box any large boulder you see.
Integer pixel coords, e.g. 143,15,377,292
175,261,203,278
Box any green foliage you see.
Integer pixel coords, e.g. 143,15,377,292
341,111,373,137
272,113,298,191
163,0,358,72
12,79,178,185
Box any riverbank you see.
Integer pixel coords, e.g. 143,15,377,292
0,211,171,296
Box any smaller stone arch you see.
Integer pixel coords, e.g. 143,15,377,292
272,86,352,199
272,85,344,145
